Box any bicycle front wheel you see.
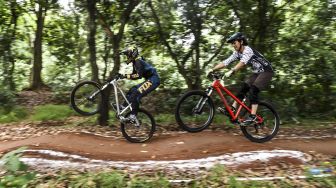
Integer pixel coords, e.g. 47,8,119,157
70,81,103,116
240,101,280,143
175,90,214,132
121,109,156,143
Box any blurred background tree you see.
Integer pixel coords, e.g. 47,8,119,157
0,0,335,124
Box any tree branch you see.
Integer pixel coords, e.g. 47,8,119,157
203,40,225,69
148,1,178,63
96,9,114,38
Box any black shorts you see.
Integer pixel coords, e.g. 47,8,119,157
245,72,273,90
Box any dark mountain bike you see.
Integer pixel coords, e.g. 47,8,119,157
175,72,279,143
70,77,156,143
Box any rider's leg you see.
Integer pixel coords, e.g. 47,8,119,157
128,78,160,116
233,74,258,109
242,72,273,125
249,71,274,114
242,85,259,125
232,82,251,109
249,85,260,114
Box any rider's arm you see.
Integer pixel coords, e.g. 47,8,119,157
124,59,143,80
125,73,140,80
231,61,245,73
231,46,253,73
211,63,225,71
211,52,238,72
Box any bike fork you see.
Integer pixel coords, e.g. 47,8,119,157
195,87,213,113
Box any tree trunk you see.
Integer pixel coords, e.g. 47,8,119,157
102,35,111,81
86,0,99,82
256,0,268,52
98,0,141,126
7,1,19,91
74,14,83,82
31,2,48,90
318,57,333,110
149,0,205,90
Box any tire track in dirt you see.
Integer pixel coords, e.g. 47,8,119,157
1,130,335,161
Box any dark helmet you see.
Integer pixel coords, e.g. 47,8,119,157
226,32,248,45
120,47,139,64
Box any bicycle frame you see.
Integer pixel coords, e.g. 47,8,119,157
209,79,263,123
99,79,133,117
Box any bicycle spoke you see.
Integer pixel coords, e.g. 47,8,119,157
121,110,155,143
240,101,279,143
175,91,214,132
70,81,102,116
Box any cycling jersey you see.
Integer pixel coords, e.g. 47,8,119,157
222,46,273,73
128,58,158,80
125,58,160,116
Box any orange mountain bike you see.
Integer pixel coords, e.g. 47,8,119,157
175,72,279,143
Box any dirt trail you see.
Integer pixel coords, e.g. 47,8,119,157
1,130,335,161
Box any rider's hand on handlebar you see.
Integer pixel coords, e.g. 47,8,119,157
224,69,235,78
206,69,214,79
115,73,125,80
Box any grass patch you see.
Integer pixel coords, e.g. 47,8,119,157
31,104,75,121
0,106,29,123
212,114,235,128
33,171,170,188
155,113,176,124
280,118,336,128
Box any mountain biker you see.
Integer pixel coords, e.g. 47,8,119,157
208,32,274,125
117,47,160,123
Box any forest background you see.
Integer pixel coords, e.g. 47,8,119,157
0,0,335,125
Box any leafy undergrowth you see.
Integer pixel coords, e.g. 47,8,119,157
0,106,29,123
0,104,76,123
0,148,335,188
0,147,36,188
1,104,336,131
31,104,76,121
28,167,336,188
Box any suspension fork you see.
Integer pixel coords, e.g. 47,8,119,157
194,87,213,113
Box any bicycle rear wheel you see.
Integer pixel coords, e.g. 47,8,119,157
121,109,156,143
70,81,103,116
175,90,214,132
240,101,280,143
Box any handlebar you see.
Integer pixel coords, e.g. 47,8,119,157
208,72,224,80
119,49,129,55
107,75,124,83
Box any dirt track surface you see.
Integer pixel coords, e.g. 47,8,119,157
0,122,336,174
1,130,335,162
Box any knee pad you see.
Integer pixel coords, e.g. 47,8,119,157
249,85,260,104
237,83,250,101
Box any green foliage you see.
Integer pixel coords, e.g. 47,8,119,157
0,147,36,188
94,172,125,188
128,175,170,188
0,106,28,123
0,0,335,118
191,164,336,187
12,164,336,187
155,113,175,124
31,104,75,121
0,89,16,114
32,171,171,188
50,171,127,187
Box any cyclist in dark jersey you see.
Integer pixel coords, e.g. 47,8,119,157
208,32,274,125
117,47,160,124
